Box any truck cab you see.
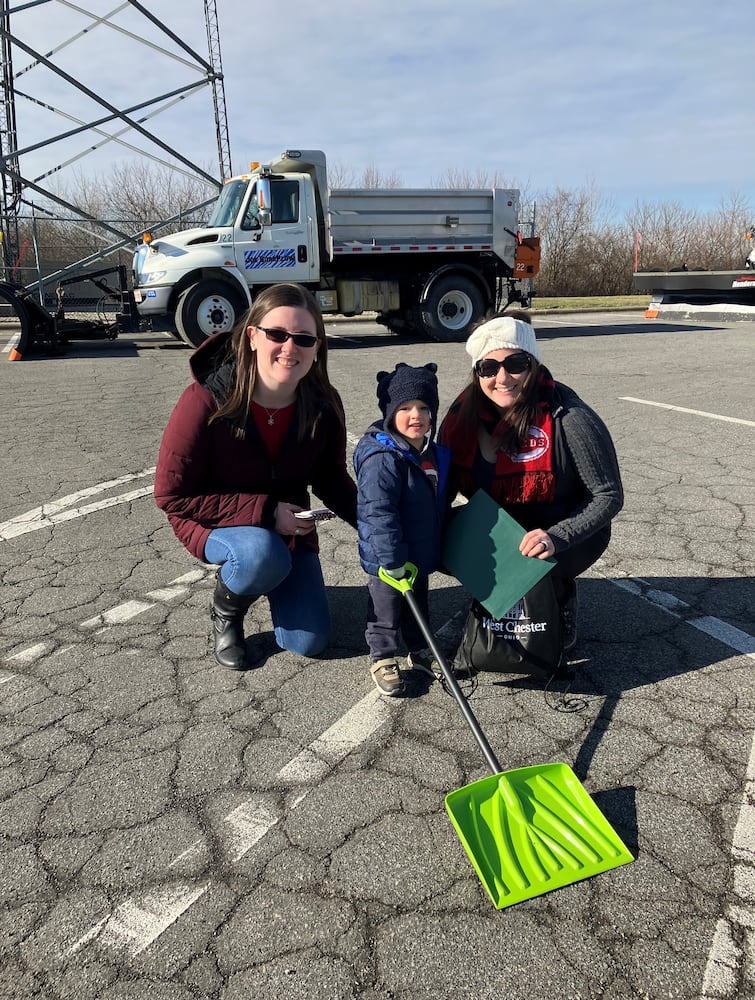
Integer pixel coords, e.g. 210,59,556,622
132,163,320,346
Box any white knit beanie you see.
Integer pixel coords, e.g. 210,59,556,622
465,316,542,365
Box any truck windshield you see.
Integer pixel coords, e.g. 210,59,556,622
207,179,249,228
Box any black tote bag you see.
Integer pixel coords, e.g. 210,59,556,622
455,574,565,680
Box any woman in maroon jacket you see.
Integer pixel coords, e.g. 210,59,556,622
155,283,357,670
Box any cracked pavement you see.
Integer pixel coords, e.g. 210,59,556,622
0,313,753,999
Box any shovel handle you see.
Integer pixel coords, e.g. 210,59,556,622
379,565,503,777
378,562,419,594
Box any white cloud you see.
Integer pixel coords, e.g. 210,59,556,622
4,0,753,215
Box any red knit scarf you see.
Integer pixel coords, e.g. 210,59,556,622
489,409,555,503
442,378,557,504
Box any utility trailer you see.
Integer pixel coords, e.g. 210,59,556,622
633,222,755,318
633,268,755,319
1,265,139,360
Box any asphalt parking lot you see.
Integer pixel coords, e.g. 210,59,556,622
1,310,753,1000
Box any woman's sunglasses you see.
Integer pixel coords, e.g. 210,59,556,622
475,352,532,379
256,325,319,348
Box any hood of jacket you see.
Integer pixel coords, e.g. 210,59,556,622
188,329,237,405
353,418,450,479
353,418,424,473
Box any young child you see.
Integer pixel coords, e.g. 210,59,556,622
353,363,451,696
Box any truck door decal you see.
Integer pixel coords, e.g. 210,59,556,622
243,248,297,269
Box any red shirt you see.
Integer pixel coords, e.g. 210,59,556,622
250,400,295,459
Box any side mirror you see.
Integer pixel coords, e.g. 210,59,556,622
258,177,273,229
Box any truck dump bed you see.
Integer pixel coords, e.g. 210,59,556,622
326,188,519,262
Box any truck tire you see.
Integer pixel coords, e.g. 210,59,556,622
419,274,486,342
175,280,246,348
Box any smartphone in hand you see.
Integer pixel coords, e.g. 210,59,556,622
294,507,336,523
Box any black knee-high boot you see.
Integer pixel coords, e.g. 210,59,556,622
211,574,257,670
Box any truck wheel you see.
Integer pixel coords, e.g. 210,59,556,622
420,275,486,342
175,280,246,348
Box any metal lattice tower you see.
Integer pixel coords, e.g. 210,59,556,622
0,0,233,283
205,0,232,181
0,0,21,277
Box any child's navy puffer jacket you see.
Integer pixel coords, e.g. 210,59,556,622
353,420,451,578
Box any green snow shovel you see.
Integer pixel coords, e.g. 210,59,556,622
379,564,634,910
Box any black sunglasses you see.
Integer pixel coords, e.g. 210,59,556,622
256,325,319,348
475,352,532,379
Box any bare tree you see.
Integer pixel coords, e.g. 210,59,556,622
327,162,357,188
46,161,217,233
360,164,403,188
578,220,637,295
432,167,530,200
325,162,404,189
626,201,699,271
535,184,599,295
687,192,753,270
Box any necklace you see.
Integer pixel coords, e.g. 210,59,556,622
252,398,294,426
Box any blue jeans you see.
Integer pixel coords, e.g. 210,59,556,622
204,527,330,657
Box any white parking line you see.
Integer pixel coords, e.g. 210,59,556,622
67,883,209,958
63,690,394,958
277,690,392,783
222,800,282,862
80,600,156,630
607,574,755,998
611,577,755,660
5,642,52,663
538,312,644,326
701,736,755,999
70,570,210,635
2,573,212,663
2,329,21,355
692,617,755,658
0,469,155,541
144,569,206,602
620,396,755,427
616,590,755,664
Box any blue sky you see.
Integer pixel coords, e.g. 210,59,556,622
6,0,754,218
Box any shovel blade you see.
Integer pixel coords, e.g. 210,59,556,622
445,762,633,909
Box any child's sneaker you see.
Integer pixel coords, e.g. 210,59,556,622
406,648,441,681
370,658,405,696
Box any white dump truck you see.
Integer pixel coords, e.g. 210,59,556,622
132,148,540,345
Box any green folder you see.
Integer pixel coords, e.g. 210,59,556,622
442,489,555,619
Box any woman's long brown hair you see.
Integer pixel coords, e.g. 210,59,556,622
454,309,543,452
209,283,345,439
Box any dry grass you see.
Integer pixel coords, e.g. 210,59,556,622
530,294,650,312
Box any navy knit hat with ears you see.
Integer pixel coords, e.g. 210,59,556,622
376,362,440,432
